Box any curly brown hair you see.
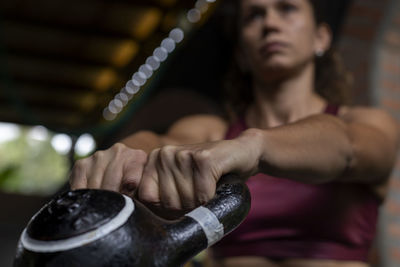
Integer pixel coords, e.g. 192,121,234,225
220,0,353,121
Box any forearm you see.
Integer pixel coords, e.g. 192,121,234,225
241,114,388,184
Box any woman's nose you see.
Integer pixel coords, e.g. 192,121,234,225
262,10,281,34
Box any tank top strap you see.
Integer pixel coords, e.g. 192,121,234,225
324,103,340,116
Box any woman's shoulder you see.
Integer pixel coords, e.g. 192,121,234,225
338,105,397,124
338,105,399,144
166,114,229,143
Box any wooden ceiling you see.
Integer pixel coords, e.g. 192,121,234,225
0,0,204,135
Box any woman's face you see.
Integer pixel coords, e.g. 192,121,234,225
238,0,330,82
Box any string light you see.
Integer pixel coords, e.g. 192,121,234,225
107,103,118,114
169,28,184,43
139,64,153,78
75,133,96,156
187,9,201,23
146,56,160,70
113,99,124,110
125,80,140,94
116,93,129,105
51,134,72,155
153,47,168,62
132,72,146,86
161,38,176,53
195,0,208,13
103,108,117,121
103,0,216,121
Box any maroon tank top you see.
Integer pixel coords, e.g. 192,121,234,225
212,104,380,261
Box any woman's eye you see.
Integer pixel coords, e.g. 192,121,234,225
278,3,298,13
244,9,264,23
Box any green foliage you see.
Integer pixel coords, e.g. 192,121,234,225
0,129,69,196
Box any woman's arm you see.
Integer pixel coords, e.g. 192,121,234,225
249,107,400,185
69,114,227,195
137,106,399,209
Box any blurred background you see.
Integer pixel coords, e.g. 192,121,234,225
0,0,400,266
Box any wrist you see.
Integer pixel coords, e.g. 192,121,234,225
236,128,266,176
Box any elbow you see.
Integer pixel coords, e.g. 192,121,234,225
340,135,396,185
339,145,355,181
336,126,357,182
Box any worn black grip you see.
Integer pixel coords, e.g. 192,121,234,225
205,174,251,235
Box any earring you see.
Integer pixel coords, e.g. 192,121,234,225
315,50,325,57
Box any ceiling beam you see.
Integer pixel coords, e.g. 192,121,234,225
1,0,163,39
2,21,140,68
3,55,121,91
0,81,109,112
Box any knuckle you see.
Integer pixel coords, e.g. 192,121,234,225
112,143,126,156
159,146,176,166
160,145,175,158
93,150,105,160
193,150,211,164
176,150,190,164
113,142,126,151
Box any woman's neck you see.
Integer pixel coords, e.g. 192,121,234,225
246,63,326,129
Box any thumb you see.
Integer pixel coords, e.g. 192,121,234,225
137,149,160,205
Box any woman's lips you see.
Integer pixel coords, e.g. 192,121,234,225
259,42,288,55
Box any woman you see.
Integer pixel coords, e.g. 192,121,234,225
70,0,399,266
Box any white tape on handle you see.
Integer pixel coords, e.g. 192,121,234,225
21,194,134,253
185,206,224,247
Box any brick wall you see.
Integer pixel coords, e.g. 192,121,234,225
339,0,400,266
339,0,389,105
